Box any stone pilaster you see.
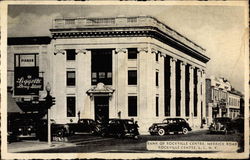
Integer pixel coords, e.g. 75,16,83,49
189,65,194,126
53,48,66,122
201,70,206,121
115,48,128,118
138,47,149,133
180,61,186,118
197,69,202,126
170,57,177,117
76,49,92,119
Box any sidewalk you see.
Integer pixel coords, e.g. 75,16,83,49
8,140,76,153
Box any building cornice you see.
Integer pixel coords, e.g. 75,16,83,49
50,17,210,63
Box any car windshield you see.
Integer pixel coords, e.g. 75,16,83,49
163,119,174,123
214,118,231,123
123,120,134,125
13,119,34,126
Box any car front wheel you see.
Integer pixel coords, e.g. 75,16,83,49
158,128,165,136
182,127,188,135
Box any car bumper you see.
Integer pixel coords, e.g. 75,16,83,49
17,133,36,138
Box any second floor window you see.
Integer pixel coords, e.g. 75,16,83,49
156,71,159,86
66,49,76,60
67,71,75,86
128,48,137,59
128,70,137,85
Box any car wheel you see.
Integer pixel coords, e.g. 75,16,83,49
182,127,188,135
158,128,165,136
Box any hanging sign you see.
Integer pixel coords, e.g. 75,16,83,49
14,67,43,95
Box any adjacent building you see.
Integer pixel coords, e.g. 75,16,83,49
8,16,210,133
206,76,241,125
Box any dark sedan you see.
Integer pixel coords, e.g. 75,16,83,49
149,118,192,136
209,117,233,134
9,118,37,140
101,119,139,139
67,119,101,135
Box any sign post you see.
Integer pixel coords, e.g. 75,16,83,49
45,82,52,146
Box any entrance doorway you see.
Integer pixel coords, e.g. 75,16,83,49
94,96,109,124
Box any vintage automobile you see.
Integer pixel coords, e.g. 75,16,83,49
231,117,244,133
209,117,233,134
67,119,101,135
149,118,192,136
101,119,139,139
9,118,37,140
36,119,70,141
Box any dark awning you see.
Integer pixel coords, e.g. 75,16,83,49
8,92,23,113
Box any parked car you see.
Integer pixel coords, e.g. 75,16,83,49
149,118,192,136
67,119,101,135
230,117,244,133
10,118,37,140
101,119,139,139
36,119,70,141
209,117,233,134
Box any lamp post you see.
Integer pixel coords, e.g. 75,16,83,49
45,82,52,146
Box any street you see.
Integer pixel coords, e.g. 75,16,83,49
12,129,243,153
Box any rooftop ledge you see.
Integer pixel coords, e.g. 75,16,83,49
52,16,206,54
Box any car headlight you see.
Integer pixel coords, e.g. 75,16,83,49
18,128,22,131
28,128,32,131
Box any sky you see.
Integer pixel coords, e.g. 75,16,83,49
7,4,247,93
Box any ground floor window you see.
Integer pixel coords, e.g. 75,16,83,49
128,96,137,117
67,96,76,117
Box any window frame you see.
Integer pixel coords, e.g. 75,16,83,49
128,70,137,85
66,49,76,61
127,48,138,59
66,70,76,86
128,96,137,117
67,96,76,117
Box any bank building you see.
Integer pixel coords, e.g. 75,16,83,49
8,16,210,134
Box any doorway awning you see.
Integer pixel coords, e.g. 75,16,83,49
86,83,115,98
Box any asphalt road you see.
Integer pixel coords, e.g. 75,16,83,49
23,130,244,153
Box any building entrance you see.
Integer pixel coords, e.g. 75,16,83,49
94,96,109,124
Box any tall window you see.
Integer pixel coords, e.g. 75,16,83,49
66,49,76,60
128,96,137,116
185,64,190,117
156,96,159,117
67,96,76,117
164,56,171,116
155,53,159,62
176,61,181,116
91,49,112,85
128,48,137,59
67,71,75,86
128,70,137,85
156,71,159,87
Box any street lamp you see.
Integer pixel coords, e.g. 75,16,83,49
45,82,52,146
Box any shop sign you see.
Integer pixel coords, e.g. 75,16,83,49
14,67,43,95
15,54,37,67
19,55,36,67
